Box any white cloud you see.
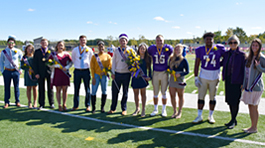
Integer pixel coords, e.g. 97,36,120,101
88,30,92,32
187,32,192,34
172,26,180,29
153,16,165,21
87,21,93,24
27,8,35,12
251,27,262,29
109,21,117,25
195,26,201,29
236,2,243,5
180,14,184,16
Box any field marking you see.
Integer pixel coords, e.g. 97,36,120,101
192,90,197,94
1,101,265,146
185,74,194,81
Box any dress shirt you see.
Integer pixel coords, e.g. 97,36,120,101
0,47,23,73
72,45,94,69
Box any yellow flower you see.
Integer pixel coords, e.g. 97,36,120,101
126,50,130,54
108,67,111,70
47,50,51,54
167,69,170,72
85,49,89,52
103,69,106,73
213,46,217,50
14,50,17,53
48,59,52,63
165,48,169,52
130,48,133,52
54,61,58,64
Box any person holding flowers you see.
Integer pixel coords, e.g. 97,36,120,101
90,40,112,113
48,41,72,111
148,34,173,117
108,33,133,116
0,35,23,108
71,35,94,112
193,32,225,124
21,44,38,108
131,42,152,117
168,44,189,119
33,38,54,110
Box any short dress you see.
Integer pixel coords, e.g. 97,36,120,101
169,58,189,89
20,56,38,86
131,59,152,89
49,52,72,86
240,61,263,106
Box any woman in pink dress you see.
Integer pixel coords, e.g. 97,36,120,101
49,41,73,111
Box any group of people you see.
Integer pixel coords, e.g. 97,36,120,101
0,32,264,134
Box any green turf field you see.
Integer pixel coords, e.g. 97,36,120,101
0,86,265,147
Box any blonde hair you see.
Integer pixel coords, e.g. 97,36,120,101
169,44,184,69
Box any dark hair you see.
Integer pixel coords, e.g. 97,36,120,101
156,34,164,39
55,41,66,52
7,38,16,43
137,44,151,70
24,44,35,57
246,38,263,68
79,35,87,40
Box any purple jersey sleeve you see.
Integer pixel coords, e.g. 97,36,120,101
149,44,173,71
197,44,225,70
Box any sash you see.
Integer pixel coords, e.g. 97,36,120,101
3,49,19,71
245,73,262,92
118,47,127,61
22,56,37,81
50,52,71,88
95,54,110,78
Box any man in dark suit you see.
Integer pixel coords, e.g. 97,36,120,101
33,38,54,109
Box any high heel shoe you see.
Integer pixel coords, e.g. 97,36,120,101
132,109,140,116
63,105,67,111
227,122,236,129
28,102,32,109
141,110,146,117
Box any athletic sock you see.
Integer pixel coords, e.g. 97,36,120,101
154,105,158,111
209,110,214,116
162,105,166,111
198,109,203,116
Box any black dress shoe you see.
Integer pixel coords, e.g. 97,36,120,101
227,122,236,129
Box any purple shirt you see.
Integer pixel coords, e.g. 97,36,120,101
148,44,173,71
195,44,225,70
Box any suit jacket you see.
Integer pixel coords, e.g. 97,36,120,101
33,48,51,78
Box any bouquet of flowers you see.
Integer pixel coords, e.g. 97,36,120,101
46,59,63,69
125,49,143,78
166,68,177,82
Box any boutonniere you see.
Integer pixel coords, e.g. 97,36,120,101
85,49,89,53
213,46,217,51
47,50,51,54
165,48,169,52
14,50,17,53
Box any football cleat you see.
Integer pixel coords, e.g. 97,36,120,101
150,110,158,116
208,115,215,124
192,116,203,124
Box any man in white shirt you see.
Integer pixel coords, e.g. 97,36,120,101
108,33,132,116
71,35,94,112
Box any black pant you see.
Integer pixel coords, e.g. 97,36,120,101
38,74,54,107
73,69,91,108
111,72,131,111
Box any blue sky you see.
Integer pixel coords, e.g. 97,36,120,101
0,0,264,42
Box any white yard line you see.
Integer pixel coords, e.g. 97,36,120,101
1,101,265,146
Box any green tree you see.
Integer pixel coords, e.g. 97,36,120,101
224,28,233,41
233,27,247,43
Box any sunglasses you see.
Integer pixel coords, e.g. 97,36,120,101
8,42,15,44
229,42,238,45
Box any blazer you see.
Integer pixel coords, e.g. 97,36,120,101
33,48,52,78
242,53,265,91
222,47,246,84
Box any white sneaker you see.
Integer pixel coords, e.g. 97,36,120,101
161,109,167,117
192,115,203,124
150,110,158,116
208,115,215,124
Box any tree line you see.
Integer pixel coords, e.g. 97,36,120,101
1,27,265,47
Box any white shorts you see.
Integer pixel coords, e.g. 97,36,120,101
198,77,219,101
152,71,169,97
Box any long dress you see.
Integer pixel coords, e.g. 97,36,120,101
20,56,38,86
131,59,152,89
49,52,72,86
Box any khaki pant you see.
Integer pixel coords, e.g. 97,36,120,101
152,71,168,97
198,77,219,101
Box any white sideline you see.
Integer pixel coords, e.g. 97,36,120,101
1,101,265,146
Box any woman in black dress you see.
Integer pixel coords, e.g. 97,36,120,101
222,35,246,129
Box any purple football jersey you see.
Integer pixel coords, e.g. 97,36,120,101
148,44,173,71
195,44,225,70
